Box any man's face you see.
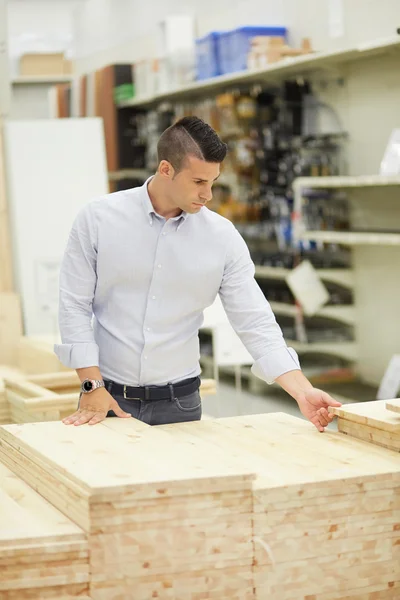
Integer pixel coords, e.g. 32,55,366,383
167,156,221,214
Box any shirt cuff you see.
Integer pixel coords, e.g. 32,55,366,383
54,342,100,369
251,346,301,384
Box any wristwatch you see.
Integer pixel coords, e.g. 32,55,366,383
81,379,105,394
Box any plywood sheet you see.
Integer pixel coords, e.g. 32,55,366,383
330,399,400,432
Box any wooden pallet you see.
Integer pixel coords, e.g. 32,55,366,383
0,418,255,599
330,399,400,452
158,413,400,600
0,460,89,599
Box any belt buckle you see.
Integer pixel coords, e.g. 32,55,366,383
123,385,141,401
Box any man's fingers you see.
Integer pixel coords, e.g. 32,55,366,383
311,416,325,433
63,411,84,425
73,411,97,426
321,395,342,408
88,413,107,426
111,402,132,419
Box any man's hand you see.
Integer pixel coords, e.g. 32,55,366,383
296,387,342,432
63,387,132,426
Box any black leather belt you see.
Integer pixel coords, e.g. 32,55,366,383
104,376,200,402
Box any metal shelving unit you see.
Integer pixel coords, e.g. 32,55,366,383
254,265,354,288
269,301,355,326
292,175,400,386
117,36,400,108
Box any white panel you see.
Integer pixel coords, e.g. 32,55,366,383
4,118,108,337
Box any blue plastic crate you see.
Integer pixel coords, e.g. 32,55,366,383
223,26,288,73
216,31,234,76
195,32,225,80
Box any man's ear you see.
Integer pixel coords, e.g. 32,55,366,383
158,160,175,180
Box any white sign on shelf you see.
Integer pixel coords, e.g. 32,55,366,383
376,354,400,400
286,260,330,316
329,0,345,39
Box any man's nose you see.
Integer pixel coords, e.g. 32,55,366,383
200,187,213,202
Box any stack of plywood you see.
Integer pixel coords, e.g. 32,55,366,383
159,413,400,600
2,371,216,425
0,366,23,425
331,399,400,453
0,419,255,600
0,461,89,599
4,378,78,423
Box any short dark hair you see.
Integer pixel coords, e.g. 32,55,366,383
157,116,227,172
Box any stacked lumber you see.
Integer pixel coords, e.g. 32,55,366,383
0,366,23,425
0,460,89,599
4,378,78,423
2,371,216,424
330,399,400,452
0,419,255,600
159,413,400,600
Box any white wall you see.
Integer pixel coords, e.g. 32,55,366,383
7,0,75,76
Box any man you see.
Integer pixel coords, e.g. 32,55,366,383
55,116,341,429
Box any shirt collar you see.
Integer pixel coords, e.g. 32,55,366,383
141,176,189,228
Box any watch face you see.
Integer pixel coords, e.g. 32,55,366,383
83,380,93,392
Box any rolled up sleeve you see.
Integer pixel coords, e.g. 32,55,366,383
219,225,301,384
54,202,100,369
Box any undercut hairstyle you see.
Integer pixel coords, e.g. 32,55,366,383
157,116,227,173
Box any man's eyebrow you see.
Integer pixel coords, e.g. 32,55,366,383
193,175,221,182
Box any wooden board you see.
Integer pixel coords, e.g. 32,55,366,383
329,399,400,432
0,293,23,366
0,461,89,598
386,399,400,414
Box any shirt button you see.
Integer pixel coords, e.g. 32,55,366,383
162,232,166,236
158,264,162,269
146,327,151,331
144,355,148,360
152,296,156,300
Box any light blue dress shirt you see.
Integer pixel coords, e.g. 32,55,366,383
54,179,300,386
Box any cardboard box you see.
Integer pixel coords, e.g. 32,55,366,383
19,53,72,77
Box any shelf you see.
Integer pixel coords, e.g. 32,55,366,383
117,36,400,108
108,169,152,181
269,301,355,325
286,340,357,362
254,265,354,288
293,175,400,190
12,76,73,85
301,230,400,246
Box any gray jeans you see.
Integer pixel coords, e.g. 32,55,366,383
105,381,202,426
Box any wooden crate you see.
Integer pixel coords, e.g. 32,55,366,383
0,460,89,599
0,419,255,599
